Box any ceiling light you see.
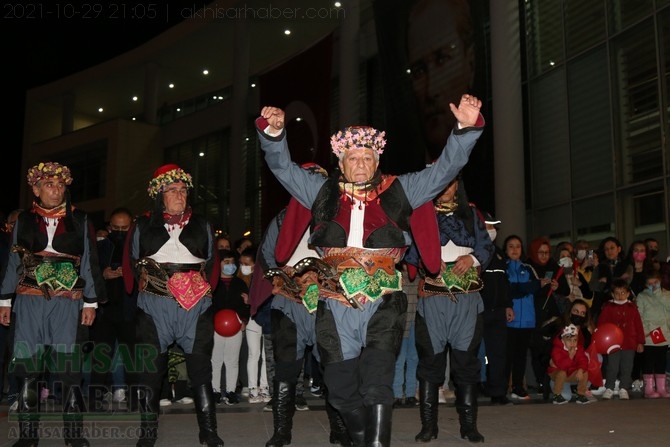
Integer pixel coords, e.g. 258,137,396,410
98,107,103,113
335,2,342,7
176,107,181,112
169,83,175,89
203,69,209,75
132,96,138,101
296,117,302,121
199,152,205,157
284,29,291,35
132,117,136,121
250,83,256,88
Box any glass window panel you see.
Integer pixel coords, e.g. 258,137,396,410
619,182,666,246
530,68,570,205
607,0,653,34
662,9,670,176
610,21,662,186
524,0,565,77
533,204,571,242
574,195,616,244
568,47,613,196
564,0,606,56
58,140,108,202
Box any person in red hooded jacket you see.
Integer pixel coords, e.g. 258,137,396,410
547,324,591,405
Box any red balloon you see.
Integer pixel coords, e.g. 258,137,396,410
214,309,242,337
593,323,624,355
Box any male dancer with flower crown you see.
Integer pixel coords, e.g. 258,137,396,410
256,94,484,446
123,164,223,447
0,162,105,447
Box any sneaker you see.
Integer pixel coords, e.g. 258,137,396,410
295,395,309,411
574,394,592,405
248,387,263,403
552,393,567,405
602,389,614,400
240,386,249,397
310,384,324,397
439,387,455,403
631,379,643,393
510,389,530,400
159,398,172,407
174,396,193,404
113,389,126,403
490,395,513,406
263,398,273,412
590,386,606,396
613,379,620,393
224,391,240,405
618,388,629,400
259,386,272,403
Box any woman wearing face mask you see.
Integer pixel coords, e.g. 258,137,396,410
634,270,670,398
211,249,250,405
590,237,627,319
624,240,655,297
555,244,595,308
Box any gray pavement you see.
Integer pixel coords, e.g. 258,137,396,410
1,391,670,446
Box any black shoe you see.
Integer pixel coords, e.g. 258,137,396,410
392,398,403,408
213,391,222,404
490,395,513,406
404,397,419,407
478,382,489,397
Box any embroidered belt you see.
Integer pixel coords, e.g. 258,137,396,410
320,254,401,309
136,258,210,310
418,262,483,302
13,246,83,300
265,258,339,313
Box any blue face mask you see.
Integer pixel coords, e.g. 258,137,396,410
648,283,661,293
222,264,237,276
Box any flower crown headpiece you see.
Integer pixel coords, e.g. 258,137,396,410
147,164,193,198
27,162,73,187
330,126,386,158
561,324,578,338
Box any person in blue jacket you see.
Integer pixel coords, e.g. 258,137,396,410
503,235,545,400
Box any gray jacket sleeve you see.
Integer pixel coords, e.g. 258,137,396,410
398,126,483,208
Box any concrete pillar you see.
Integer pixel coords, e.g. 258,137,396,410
490,0,526,240
338,0,360,127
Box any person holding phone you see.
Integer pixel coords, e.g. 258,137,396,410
526,237,570,400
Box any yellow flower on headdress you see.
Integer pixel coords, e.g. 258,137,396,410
26,162,73,186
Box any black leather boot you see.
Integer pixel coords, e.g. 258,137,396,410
325,400,352,446
13,377,40,447
193,383,224,447
365,404,392,447
62,386,90,447
265,381,296,447
456,383,484,443
339,407,366,447
135,385,160,447
415,380,439,442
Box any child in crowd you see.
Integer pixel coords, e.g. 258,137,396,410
597,278,645,400
547,324,592,404
635,271,670,398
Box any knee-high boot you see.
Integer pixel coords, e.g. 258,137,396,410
135,353,167,447
193,383,224,446
62,385,90,447
13,376,40,447
265,381,296,447
339,407,367,447
365,404,392,447
415,380,439,443
326,399,352,446
655,374,670,398
456,383,484,443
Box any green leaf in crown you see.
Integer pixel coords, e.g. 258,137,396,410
441,264,480,292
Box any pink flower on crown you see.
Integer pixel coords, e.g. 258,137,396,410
330,126,386,157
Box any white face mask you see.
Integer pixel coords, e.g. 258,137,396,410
576,249,586,261
487,229,497,242
240,265,253,276
558,257,573,268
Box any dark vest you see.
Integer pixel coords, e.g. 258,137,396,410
134,213,211,259
17,209,88,256
310,177,411,248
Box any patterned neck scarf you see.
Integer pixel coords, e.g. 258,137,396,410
163,206,192,227
338,170,396,205
32,201,69,219
434,201,458,214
